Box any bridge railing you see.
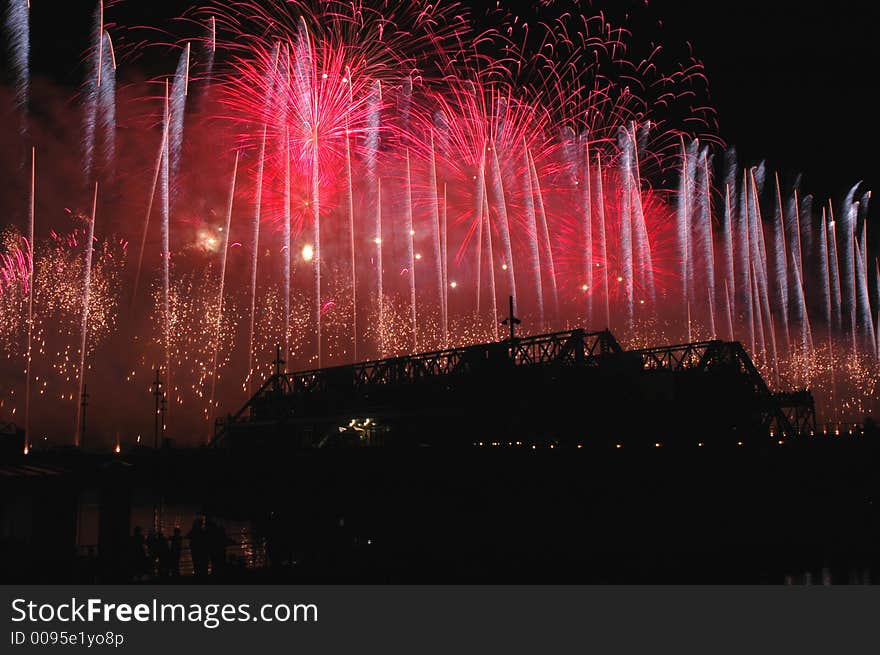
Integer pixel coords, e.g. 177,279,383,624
279,329,622,393
510,329,622,367
631,340,719,372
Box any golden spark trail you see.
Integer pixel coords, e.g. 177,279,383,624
207,153,239,441
74,183,98,448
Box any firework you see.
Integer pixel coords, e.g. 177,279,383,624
0,0,876,448
4,0,28,131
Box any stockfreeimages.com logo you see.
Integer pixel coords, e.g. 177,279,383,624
11,598,318,630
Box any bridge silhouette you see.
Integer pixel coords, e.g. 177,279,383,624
213,325,816,450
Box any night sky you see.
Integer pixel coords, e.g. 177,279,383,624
16,0,878,202
654,0,880,199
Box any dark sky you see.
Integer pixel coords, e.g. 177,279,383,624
652,0,880,198
20,0,880,199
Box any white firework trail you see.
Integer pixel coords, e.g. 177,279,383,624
4,0,29,131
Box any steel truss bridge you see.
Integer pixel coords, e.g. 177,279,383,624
213,329,815,449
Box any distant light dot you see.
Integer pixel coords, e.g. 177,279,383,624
415,253,422,260
582,284,588,292
374,237,382,245
322,73,328,79
450,281,458,289
409,229,415,236
302,244,314,261
617,276,623,282
501,263,508,271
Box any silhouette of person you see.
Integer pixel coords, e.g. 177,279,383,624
169,528,182,577
206,521,231,577
264,511,291,569
146,531,161,576
155,532,171,577
130,527,148,580
187,519,208,577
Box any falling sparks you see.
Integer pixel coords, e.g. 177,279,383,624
0,0,876,448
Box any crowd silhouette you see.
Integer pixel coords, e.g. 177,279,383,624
127,517,233,581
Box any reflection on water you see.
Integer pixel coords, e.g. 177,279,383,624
70,489,875,584
76,489,266,577
784,568,874,585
